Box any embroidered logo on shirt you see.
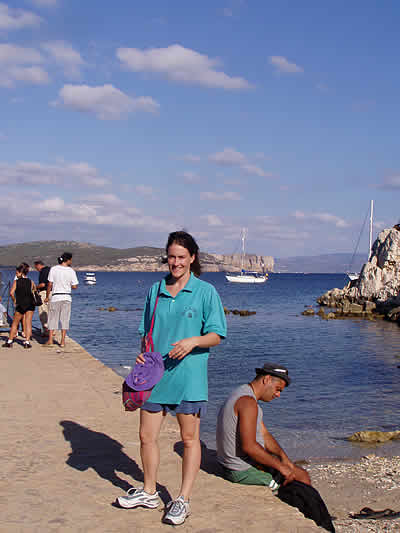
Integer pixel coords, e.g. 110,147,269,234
182,306,197,318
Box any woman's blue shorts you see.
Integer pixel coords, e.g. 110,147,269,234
141,400,207,417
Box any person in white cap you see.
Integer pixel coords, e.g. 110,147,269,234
216,362,311,491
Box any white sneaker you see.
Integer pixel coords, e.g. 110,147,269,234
117,486,160,509
163,496,191,525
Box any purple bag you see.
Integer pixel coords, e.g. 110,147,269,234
122,283,164,411
125,351,164,391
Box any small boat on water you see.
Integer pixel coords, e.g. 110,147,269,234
225,228,268,284
226,270,268,284
84,272,96,285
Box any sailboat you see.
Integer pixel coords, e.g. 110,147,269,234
225,229,268,284
347,200,374,281
84,272,97,285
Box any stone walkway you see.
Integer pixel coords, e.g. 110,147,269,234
0,332,321,532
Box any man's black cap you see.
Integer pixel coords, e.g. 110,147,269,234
255,362,291,386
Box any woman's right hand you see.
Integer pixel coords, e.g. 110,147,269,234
136,353,146,365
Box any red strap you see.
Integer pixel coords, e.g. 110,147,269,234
144,283,161,352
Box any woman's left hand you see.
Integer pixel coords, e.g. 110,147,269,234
169,337,199,360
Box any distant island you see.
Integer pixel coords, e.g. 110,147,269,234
0,241,366,274
0,241,273,273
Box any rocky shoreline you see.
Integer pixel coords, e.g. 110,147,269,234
309,454,400,532
303,226,400,326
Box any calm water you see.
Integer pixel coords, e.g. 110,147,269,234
2,270,400,460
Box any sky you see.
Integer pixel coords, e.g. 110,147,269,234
0,0,399,258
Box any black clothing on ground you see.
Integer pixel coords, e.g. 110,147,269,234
277,478,335,532
15,278,35,314
38,266,50,290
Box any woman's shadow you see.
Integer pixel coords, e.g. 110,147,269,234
60,420,171,503
174,440,225,478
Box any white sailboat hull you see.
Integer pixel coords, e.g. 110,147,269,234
225,274,267,283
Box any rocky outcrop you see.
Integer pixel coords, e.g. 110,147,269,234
347,430,400,443
317,226,400,322
78,253,274,273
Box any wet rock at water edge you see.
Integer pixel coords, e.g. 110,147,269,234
347,430,400,443
301,308,315,316
225,308,256,316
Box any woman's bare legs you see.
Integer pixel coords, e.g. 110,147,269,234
176,413,201,500
8,312,23,340
24,311,34,342
139,409,165,494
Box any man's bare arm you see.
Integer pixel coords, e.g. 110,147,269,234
46,281,53,301
236,396,295,483
261,421,291,463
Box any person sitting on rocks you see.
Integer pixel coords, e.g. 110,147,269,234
216,362,311,491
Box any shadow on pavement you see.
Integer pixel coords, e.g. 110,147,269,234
60,420,171,503
174,440,225,478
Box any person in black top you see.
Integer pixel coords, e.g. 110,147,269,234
3,263,36,348
34,260,51,336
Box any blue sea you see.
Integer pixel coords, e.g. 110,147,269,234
2,270,400,461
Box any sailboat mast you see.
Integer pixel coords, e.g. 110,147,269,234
368,200,374,260
241,228,246,272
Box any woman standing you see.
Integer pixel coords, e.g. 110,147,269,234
3,263,36,348
117,231,227,525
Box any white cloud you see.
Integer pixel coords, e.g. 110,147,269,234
41,41,85,78
180,171,200,183
117,44,252,90
5,65,49,86
293,210,349,228
269,56,304,74
378,174,400,190
0,44,43,65
39,196,65,211
0,43,48,87
0,2,42,30
83,193,123,206
240,163,271,177
0,160,110,187
56,84,160,120
209,147,246,166
200,191,241,201
209,147,271,177
202,214,223,226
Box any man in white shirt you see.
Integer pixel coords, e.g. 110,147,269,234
45,252,79,348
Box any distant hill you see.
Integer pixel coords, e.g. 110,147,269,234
0,241,164,268
0,241,365,273
275,253,366,273
0,240,273,272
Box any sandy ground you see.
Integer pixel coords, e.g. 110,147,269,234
0,331,398,532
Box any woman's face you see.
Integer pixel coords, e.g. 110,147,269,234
15,270,22,278
167,243,195,280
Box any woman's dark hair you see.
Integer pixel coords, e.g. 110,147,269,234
58,252,72,264
16,263,29,276
165,231,201,277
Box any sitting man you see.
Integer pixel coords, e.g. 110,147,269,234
216,362,310,492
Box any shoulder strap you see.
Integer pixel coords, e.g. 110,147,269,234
145,282,161,352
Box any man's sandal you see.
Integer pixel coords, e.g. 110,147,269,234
350,507,400,520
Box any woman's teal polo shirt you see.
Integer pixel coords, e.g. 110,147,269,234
139,273,227,404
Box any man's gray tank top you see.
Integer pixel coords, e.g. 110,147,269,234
216,383,264,471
